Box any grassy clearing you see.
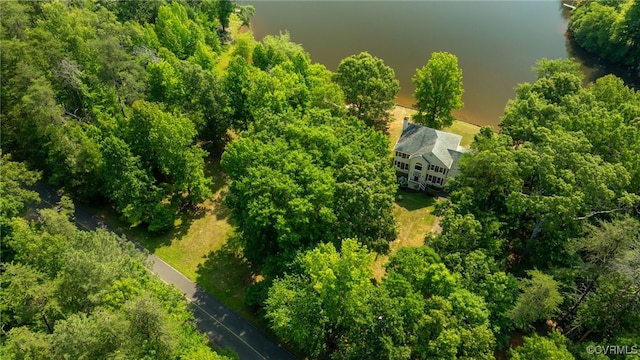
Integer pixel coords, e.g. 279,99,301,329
443,120,481,148
215,14,251,74
91,159,260,324
373,189,437,280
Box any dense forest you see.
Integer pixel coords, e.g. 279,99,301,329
570,0,639,70
2,0,640,359
1,155,231,359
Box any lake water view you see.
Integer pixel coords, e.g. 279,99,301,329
248,0,633,128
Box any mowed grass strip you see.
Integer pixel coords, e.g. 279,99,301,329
91,159,260,324
373,190,437,280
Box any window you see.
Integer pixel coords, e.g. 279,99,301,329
429,164,435,170
435,166,440,173
441,167,446,174
427,175,432,182
395,151,399,157
415,163,422,171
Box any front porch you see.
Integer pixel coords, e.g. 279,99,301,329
407,179,426,191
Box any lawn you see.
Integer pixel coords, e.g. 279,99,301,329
373,189,437,280
443,120,481,148
91,159,260,325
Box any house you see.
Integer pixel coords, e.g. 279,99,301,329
393,117,469,191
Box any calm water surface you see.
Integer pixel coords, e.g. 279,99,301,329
248,0,634,127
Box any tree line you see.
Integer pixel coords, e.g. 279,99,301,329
1,154,231,359
2,0,639,359
570,0,639,70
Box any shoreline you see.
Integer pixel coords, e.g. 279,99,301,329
393,104,485,129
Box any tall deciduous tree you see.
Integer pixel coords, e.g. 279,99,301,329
334,52,400,131
217,0,234,32
412,51,463,129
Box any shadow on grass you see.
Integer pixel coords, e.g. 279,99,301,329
211,189,232,221
195,232,257,320
394,188,436,211
89,156,231,254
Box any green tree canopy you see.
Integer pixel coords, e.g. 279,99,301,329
334,51,400,131
412,51,463,129
510,331,575,360
508,270,563,330
266,240,497,360
1,200,230,359
570,0,640,67
221,111,397,274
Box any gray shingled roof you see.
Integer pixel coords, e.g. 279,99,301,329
394,122,469,169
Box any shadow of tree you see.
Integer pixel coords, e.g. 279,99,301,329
394,189,436,211
195,232,258,318
211,189,231,221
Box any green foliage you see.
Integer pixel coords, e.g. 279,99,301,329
412,52,464,129
251,32,308,71
510,331,575,360
1,0,227,230
0,154,41,222
509,270,563,329
334,52,400,131
217,0,234,31
266,240,496,360
570,0,639,67
155,2,205,59
447,60,640,272
222,112,397,274
444,250,519,346
566,216,640,341
385,246,456,297
0,202,229,359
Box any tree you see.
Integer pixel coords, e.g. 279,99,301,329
265,239,376,358
128,100,212,206
1,197,231,359
217,0,234,32
509,270,563,329
224,55,253,130
564,217,640,342
444,250,519,346
155,2,205,59
510,331,575,360
412,51,463,129
334,52,400,131
570,0,639,67
0,154,41,222
236,4,255,27
221,112,397,274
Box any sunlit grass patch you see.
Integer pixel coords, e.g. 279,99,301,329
373,189,437,280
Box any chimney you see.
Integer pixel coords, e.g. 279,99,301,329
403,116,409,131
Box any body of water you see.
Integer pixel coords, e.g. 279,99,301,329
248,0,634,127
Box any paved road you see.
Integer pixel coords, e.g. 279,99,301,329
29,183,297,360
